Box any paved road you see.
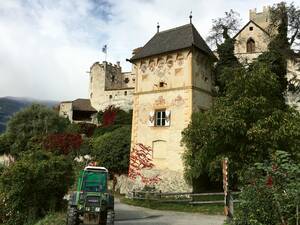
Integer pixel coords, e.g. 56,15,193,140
114,199,225,225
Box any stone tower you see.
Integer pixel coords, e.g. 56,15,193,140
249,6,270,30
234,6,271,62
89,61,135,112
127,23,216,192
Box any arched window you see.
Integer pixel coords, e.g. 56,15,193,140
246,38,255,53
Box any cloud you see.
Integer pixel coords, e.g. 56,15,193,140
0,0,291,101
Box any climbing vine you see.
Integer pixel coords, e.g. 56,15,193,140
128,143,160,185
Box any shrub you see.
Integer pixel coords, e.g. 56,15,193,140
0,150,74,225
232,151,300,225
43,133,83,155
91,126,131,175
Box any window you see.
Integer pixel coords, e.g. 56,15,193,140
246,38,255,53
159,82,164,87
249,26,253,31
124,91,127,96
109,95,112,99
155,110,166,126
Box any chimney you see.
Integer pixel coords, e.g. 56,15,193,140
116,61,120,67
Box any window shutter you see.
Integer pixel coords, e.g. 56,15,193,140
148,111,155,126
165,110,171,126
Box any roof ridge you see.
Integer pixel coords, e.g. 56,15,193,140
157,23,192,34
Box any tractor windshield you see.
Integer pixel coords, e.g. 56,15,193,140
82,171,107,192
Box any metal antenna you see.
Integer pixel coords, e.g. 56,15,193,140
157,22,160,33
189,11,192,24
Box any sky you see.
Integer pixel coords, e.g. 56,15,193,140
0,0,294,101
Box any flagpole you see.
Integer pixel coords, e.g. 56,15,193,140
102,44,108,62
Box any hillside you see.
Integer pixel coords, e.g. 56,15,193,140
0,97,58,133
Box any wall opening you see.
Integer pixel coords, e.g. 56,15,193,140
246,38,255,53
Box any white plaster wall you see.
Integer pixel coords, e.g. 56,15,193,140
59,102,73,122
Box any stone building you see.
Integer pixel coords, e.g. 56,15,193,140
59,61,135,124
234,6,300,110
59,98,97,124
89,61,135,112
126,23,216,192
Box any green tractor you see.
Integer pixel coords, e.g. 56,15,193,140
66,166,115,225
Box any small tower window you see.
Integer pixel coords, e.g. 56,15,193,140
109,95,112,99
159,82,164,87
155,110,166,126
249,26,253,31
246,38,255,53
124,91,127,96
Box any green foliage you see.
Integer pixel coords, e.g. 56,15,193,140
94,107,132,137
182,62,300,190
0,133,12,155
215,38,240,95
232,151,300,225
0,150,74,225
91,126,131,175
206,10,241,47
5,104,69,157
33,212,66,225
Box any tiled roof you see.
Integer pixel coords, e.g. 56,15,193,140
72,99,97,112
130,23,215,61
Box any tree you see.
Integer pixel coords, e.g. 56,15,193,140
91,126,131,175
182,62,300,190
0,133,12,155
0,150,74,225
206,10,241,95
206,10,241,48
5,104,69,157
268,2,300,52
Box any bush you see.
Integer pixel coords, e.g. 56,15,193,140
6,104,69,157
232,151,300,225
91,126,131,175
0,150,74,225
43,133,83,155
33,212,66,225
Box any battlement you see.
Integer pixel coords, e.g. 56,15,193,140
249,6,270,30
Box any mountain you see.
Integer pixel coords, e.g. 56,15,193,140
0,97,59,133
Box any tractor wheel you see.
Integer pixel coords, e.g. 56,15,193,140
66,207,79,225
99,211,107,225
106,209,115,225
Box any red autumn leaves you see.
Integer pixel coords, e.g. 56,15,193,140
129,143,161,185
44,133,82,155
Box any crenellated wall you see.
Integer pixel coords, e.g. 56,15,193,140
89,61,135,112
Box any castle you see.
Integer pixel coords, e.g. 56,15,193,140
59,6,300,192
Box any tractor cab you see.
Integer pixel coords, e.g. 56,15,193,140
67,166,114,225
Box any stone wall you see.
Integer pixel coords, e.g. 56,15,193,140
59,102,73,122
115,170,191,195
286,58,300,110
89,61,135,112
234,21,270,57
